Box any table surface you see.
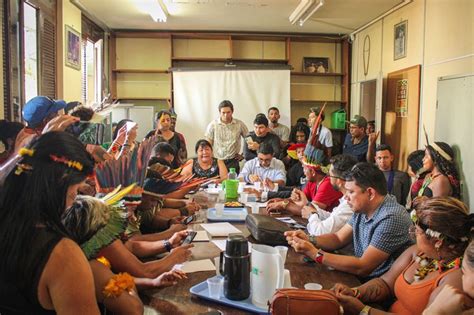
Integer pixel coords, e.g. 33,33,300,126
141,207,360,315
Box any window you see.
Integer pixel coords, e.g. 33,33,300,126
23,2,38,102
82,38,103,107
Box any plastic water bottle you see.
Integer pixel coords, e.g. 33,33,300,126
228,168,237,180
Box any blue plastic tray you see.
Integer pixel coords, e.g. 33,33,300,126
189,276,269,314
207,208,248,222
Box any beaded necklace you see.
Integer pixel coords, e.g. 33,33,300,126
413,253,462,282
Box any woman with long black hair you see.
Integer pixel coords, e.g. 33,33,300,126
419,141,461,198
0,131,99,314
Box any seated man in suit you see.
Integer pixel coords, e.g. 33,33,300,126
375,144,411,206
238,142,286,188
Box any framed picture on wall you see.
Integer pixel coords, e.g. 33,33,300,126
65,25,81,70
303,57,329,73
394,20,407,60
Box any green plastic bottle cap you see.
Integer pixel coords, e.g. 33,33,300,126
230,168,236,172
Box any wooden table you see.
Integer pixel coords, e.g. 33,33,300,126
142,207,360,314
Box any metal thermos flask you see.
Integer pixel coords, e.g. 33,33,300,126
219,234,250,300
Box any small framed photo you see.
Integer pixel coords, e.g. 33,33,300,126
394,20,407,60
65,25,81,70
303,57,329,73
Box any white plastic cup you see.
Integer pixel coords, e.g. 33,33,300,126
207,277,224,299
275,246,288,265
218,190,226,203
283,269,292,288
240,192,248,203
215,203,224,217
238,182,245,193
251,203,260,214
304,283,323,290
254,181,261,191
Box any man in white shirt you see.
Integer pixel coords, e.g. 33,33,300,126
308,107,333,161
205,100,249,173
239,142,286,187
292,154,357,236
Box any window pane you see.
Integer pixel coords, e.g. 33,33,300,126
23,3,38,102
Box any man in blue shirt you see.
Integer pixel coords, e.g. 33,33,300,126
285,162,412,281
343,115,377,162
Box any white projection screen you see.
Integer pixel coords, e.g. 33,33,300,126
173,69,291,157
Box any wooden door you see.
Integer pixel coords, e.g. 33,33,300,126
382,65,421,171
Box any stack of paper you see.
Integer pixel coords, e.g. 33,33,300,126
200,222,241,237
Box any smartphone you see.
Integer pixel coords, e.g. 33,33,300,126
182,231,197,245
183,215,195,225
66,121,105,145
246,136,254,144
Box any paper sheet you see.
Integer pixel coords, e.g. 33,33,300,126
211,240,252,253
277,217,297,224
194,230,210,242
174,259,216,273
200,222,242,237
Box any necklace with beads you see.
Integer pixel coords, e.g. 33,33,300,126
413,253,462,282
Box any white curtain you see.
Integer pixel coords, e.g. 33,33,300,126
173,69,291,157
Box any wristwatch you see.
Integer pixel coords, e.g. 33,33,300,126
359,305,371,315
164,239,173,252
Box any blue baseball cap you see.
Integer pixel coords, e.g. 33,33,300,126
22,96,67,127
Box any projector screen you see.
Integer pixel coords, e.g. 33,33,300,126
173,69,291,158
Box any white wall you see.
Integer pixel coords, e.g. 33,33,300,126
351,0,473,143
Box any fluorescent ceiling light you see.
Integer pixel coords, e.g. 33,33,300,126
289,0,324,26
133,0,168,22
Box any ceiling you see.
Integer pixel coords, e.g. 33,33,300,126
76,0,405,35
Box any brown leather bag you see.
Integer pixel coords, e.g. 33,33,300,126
269,288,342,315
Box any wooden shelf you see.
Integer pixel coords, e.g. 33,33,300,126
171,57,288,63
291,100,347,104
172,57,230,62
291,72,344,77
232,58,289,63
113,69,169,74
117,97,170,101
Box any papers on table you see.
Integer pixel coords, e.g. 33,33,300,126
174,259,216,273
277,217,297,224
276,217,306,229
200,222,241,237
211,240,252,253
194,230,210,242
